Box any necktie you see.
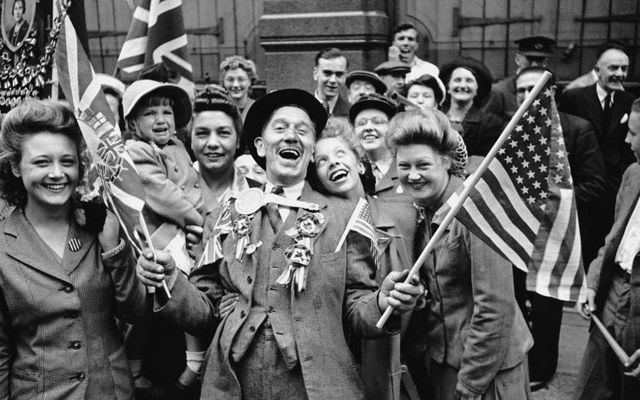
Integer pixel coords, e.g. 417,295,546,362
266,186,284,233
372,163,383,185
602,92,612,134
322,100,331,114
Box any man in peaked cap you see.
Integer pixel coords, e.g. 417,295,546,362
483,35,557,122
375,60,411,96
137,88,423,400
345,70,387,104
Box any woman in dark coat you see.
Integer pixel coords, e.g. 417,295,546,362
440,57,504,174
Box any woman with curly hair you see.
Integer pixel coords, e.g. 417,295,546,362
219,55,258,121
0,99,147,399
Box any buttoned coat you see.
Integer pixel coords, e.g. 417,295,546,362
0,208,148,400
559,84,636,194
418,177,533,395
156,183,395,400
587,162,640,354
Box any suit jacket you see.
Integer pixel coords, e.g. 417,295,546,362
587,163,640,354
560,112,606,239
419,177,533,395
482,75,517,123
559,84,636,194
0,208,147,400
156,183,396,400
331,95,350,117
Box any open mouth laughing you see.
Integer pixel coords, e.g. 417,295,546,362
43,183,68,192
329,167,349,182
278,148,301,162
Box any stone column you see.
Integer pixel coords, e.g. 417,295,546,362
259,0,390,91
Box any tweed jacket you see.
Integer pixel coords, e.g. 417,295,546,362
156,182,396,400
126,136,204,234
0,208,148,400
559,84,636,193
587,162,640,353
418,177,533,395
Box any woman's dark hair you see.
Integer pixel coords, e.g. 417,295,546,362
0,99,86,207
193,87,244,148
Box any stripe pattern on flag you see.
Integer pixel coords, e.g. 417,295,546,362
452,84,585,301
342,198,381,268
116,0,193,87
55,12,146,252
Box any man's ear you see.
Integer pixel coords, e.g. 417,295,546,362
313,66,319,82
255,136,265,157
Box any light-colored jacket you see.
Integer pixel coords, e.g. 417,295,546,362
156,183,398,400
0,208,148,400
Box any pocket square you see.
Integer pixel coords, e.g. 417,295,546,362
621,113,628,124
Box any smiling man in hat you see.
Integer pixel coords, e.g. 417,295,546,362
136,88,423,400
483,35,557,122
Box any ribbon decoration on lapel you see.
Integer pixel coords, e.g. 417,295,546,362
68,238,82,252
235,188,320,215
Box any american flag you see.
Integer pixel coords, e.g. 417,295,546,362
116,0,193,90
335,198,381,268
55,13,146,252
194,206,232,270
451,84,585,301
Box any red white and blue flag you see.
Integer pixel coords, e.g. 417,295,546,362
450,84,585,301
55,11,145,252
116,0,193,90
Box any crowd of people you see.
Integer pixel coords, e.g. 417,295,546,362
0,21,638,400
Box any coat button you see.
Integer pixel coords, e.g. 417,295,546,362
60,285,73,293
247,276,253,284
271,244,279,250
78,373,85,380
240,310,246,318
249,326,256,333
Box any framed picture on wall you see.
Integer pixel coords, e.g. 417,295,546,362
1,0,36,53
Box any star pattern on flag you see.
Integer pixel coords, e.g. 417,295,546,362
495,86,570,212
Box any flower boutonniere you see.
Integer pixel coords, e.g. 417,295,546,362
276,212,325,293
232,214,262,260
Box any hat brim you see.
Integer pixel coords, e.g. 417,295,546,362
241,89,328,169
346,75,387,95
439,58,493,104
348,98,397,124
124,81,192,129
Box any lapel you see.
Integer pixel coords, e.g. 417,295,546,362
581,85,604,137
375,160,398,194
4,208,72,283
61,219,95,276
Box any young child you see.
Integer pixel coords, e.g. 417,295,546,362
122,79,204,397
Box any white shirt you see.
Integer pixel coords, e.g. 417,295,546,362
615,196,640,274
405,56,440,83
265,180,305,221
596,83,615,109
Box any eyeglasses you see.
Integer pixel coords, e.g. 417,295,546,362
354,117,389,127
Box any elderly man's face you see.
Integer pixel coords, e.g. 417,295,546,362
255,106,316,186
380,73,405,93
596,49,629,92
348,79,376,103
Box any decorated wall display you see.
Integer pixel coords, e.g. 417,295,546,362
0,0,70,113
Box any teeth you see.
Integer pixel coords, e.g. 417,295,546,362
46,184,66,190
330,169,348,181
279,149,300,159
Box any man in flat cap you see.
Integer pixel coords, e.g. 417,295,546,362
375,61,411,96
345,70,387,104
312,47,350,117
137,88,422,400
483,35,557,122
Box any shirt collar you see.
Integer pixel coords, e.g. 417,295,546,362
596,83,615,106
314,90,338,112
265,179,306,200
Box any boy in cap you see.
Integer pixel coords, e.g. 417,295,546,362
136,88,423,400
375,61,411,96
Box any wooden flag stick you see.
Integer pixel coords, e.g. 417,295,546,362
591,313,630,365
376,72,552,329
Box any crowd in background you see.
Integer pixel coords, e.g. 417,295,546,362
0,20,638,400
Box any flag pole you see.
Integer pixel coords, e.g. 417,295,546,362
376,71,552,328
591,313,630,365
